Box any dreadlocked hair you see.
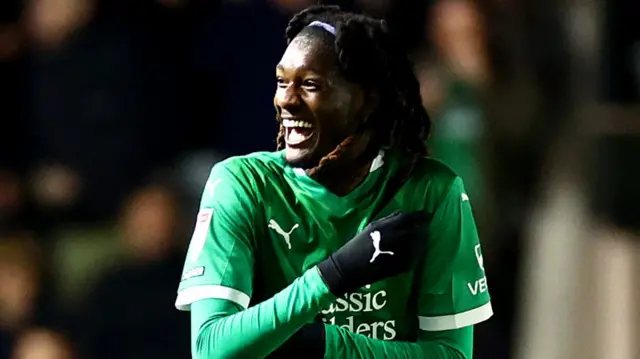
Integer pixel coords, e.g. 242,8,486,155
276,5,431,181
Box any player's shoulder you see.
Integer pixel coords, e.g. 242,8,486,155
211,151,286,182
411,156,460,189
404,156,464,206
202,151,285,207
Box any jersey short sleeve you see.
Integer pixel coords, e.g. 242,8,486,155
416,176,493,331
175,160,257,311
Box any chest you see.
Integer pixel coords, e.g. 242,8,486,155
318,276,418,341
258,199,366,278
251,194,419,341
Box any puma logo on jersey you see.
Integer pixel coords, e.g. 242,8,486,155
461,193,469,201
369,231,394,263
268,220,299,250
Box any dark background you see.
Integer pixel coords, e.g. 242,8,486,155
0,0,638,358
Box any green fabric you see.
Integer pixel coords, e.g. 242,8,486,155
190,266,474,359
323,324,473,359
190,267,334,359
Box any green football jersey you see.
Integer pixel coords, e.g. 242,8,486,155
176,150,492,341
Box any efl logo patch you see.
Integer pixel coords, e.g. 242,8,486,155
188,209,213,262
181,266,205,281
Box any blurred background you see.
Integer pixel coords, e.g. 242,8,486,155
0,0,638,358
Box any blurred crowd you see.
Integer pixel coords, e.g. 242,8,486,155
2,0,636,358
1,0,498,357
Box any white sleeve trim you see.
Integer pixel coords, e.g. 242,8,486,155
175,285,251,311
418,301,493,331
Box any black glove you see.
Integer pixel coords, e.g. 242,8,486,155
317,211,430,296
267,323,325,359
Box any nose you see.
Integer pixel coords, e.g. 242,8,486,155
275,82,301,114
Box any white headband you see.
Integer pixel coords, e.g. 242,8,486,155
307,21,336,35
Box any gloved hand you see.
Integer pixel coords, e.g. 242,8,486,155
317,211,430,296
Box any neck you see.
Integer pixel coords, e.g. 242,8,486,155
314,160,372,197
305,130,378,196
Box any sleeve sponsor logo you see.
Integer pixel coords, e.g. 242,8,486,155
181,266,205,281
467,244,488,296
188,209,214,262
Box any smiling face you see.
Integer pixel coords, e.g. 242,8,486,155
274,30,367,168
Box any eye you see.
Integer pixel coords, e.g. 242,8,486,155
276,77,287,89
302,79,321,91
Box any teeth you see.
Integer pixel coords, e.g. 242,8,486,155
282,119,314,128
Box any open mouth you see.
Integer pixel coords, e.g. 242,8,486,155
282,119,316,147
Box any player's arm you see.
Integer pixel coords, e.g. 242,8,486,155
191,273,333,359
176,160,336,359
275,176,490,359
321,325,472,359
415,175,492,351
273,323,470,358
